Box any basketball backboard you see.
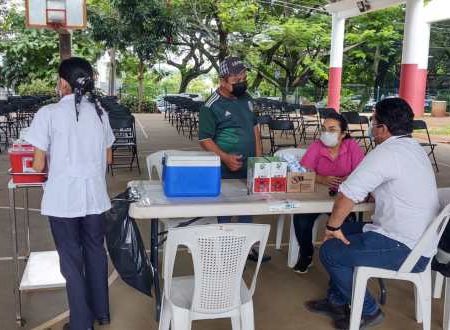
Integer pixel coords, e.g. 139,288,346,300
25,0,87,30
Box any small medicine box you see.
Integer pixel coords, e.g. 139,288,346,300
9,141,47,184
162,151,221,197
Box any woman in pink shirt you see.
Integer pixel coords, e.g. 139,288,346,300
293,112,365,274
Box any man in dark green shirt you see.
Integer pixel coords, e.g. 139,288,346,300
199,57,262,179
199,57,269,262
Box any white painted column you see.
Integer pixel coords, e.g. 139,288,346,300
327,14,346,112
399,0,430,116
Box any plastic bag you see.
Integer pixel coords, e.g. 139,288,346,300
105,189,153,296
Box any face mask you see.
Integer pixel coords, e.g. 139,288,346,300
320,132,340,147
231,81,247,97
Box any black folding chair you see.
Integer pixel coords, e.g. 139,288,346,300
412,119,439,172
299,105,320,143
257,114,272,155
341,111,373,153
108,114,141,175
269,119,297,154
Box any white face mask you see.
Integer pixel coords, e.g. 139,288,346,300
320,132,340,147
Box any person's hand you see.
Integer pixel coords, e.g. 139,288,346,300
323,229,350,245
323,176,343,189
223,154,243,172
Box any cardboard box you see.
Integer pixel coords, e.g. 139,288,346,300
248,157,288,193
247,157,271,193
286,171,316,193
270,161,287,193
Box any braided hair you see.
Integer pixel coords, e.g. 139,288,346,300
58,57,103,122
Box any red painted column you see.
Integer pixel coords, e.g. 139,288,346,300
399,64,428,116
328,67,343,112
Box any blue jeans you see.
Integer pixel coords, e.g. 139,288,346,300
319,222,429,316
217,215,252,223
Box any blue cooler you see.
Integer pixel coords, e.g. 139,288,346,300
162,152,221,197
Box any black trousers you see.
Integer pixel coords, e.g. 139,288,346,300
49,214,109,330
293,212,356,259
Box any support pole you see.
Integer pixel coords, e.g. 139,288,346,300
59,30,72,60
399,0,430,117
327,14,346,112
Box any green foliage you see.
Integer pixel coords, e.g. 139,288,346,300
343,7,405,108
0,8,103,89
120,95,156,113
17,79,56,96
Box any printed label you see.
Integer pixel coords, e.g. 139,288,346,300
22,157,36,173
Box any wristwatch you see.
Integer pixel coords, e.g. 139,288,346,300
326,224,341,232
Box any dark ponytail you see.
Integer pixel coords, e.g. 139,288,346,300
58,57,103,122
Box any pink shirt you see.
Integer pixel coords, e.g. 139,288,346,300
300,138,365,177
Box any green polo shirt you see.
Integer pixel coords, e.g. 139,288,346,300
199,90,257,178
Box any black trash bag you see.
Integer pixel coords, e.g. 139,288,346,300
431,222,450,277
105,189,153,296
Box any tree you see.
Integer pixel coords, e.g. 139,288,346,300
0,8,102,90
344,6,404,109
96,0,174,110
166,34,213,93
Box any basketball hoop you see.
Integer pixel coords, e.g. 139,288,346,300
25,0,86,30
46,0,67,26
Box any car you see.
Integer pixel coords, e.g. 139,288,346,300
154,93,204,112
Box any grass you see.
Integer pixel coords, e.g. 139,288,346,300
416,126,450,137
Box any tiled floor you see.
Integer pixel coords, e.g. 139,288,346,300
1,113,449,330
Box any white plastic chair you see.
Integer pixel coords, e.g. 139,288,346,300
431,188,450,330
159,224,270,330
348,197,450,330
273,148,327,267
146,150,218,229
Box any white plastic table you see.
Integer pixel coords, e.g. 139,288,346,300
128,180,375,321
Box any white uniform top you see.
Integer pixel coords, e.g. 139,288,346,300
25,94,115,218
339,136,439,257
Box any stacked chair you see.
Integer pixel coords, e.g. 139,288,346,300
101,97,141,175
163,96,204,141
0,95,51,150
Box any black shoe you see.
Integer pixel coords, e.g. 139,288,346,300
304,298,348,321
293,256,313,274
97,316,110,326
63,322,95,330
247,248,271,263
334,308,385,329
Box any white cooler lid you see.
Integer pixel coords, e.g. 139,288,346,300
164,151,220,167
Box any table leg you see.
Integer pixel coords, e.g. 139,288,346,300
10,187,24,326
24,188,30,259
150,218,161,322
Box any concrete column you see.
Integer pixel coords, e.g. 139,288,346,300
399,0,430,116
327,14,346,112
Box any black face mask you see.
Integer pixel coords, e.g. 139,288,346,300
231,81,247,97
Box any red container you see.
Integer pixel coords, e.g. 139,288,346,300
9,143,47,184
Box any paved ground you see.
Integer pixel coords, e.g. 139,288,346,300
1,113,450,330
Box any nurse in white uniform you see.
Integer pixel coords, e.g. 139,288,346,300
25,57,115,330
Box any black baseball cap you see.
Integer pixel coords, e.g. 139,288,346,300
219,57,248,78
